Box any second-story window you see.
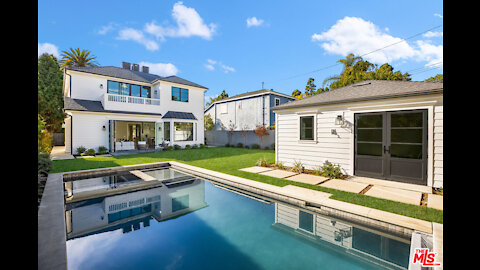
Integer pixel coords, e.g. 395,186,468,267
131,84,141,97
107,81,120,95
172,87,189,102
107,80,151,98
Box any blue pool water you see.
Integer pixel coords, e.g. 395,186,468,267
65,170,410,270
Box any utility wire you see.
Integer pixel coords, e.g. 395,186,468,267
272,24,443,83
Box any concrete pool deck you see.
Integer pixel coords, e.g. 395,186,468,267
39,161,442,270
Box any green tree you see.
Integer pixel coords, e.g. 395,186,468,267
59,48,98,68
206,90,229,106
204,113,215,130
38,53,65,133
304,78,317,96
425,74,443,82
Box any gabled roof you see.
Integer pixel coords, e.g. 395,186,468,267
64,97,163,116
67,66,208,89
204,89,295,112
272,80,443,111
162,111,197,120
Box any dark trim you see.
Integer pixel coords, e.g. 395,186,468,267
272,90,443,111
65,109,163,117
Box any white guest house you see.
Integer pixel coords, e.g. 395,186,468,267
63,62,208,154
272,80,443,188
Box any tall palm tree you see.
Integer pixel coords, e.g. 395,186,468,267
322,53,362,88
59,48,98,68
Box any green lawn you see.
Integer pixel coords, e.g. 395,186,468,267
52,147,442,223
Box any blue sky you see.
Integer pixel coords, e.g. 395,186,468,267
38,0,443,102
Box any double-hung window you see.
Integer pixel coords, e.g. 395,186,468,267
300,116,314,140
172,87,189,102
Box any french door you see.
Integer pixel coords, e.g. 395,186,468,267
354,109,428,185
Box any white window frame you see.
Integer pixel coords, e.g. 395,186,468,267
297,112,317,143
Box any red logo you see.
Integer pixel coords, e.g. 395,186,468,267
412,248,441,267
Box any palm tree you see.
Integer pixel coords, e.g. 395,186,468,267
322,53,362,88
59,48,98,68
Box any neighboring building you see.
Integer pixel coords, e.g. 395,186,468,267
272,80,443,188
204,89,295,130
63,62,208,154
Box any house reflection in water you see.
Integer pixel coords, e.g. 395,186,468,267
273,203,411,269
65,177,207,240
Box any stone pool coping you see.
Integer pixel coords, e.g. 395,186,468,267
38,160,438,270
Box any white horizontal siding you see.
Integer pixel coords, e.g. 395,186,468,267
433,105,443,188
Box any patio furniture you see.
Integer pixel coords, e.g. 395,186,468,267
138,141,147,150
115,141,135,151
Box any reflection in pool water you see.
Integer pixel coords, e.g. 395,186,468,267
65,173,410,270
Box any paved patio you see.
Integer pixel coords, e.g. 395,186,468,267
238,166,443,210
50,146,74,160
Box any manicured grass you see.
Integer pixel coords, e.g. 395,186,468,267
52,147,442,223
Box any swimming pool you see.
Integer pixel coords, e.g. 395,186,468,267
64,167,410,270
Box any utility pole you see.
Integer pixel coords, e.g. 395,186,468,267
262,82,264,89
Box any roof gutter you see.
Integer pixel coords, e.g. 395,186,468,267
271,89,443,112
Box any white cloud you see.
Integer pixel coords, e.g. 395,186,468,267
116,28,159,51
434,13,443,19
246,17,264,27
311,16,442,67
423,31,443,38
145,1,216,40
97,23,116,35
139,61,178,77
38,42,60,57
204,59,235,73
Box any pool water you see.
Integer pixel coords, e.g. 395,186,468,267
65,170,410,270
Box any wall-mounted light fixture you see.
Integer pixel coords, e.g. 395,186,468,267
102,125,106,131
100,84,104,89
335,115,344,126
331,129,337,135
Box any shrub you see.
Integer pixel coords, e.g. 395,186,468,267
173,144,181,150
264,146,270,150
256,157,268,167
317,161,343,179
225,143,231,147
237,142,243,148
75,146,86,155
85,148,96,156
199,144,205,149
185,144,191,149
97,146,108,154
38,152,52,175
168,146,174,151
192,144,198,149
244,145,250,149
39,131,53,154
292,160,305,173
276,162,284,169
271,143,275,149
252,144,260,149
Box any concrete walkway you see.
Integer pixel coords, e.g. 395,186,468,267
50,146,74,160
239,166,443,210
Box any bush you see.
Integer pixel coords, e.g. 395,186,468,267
185,144,191,149
75,146,86,155
252,144,260,149
236,143,243,148
271,143,275,149
225,143,231,147
199,144,205,149
317,161,342,179
97,146,108,154
244,145,250,149
168,146,174,151
38,152,52,175
264,146,270,150
292,160,304,173
85,148,96,156
39,131,53,154
173,144,181,150
192,144,198,149
256,157,268,167
276,162,284,169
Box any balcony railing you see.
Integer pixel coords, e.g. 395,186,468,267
106,93,160,105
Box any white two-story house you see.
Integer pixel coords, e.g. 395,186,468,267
63,62,208,154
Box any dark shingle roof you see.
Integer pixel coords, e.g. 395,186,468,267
68,66,208,89
64,97,163,116
272,80,443,110
162,111,197,120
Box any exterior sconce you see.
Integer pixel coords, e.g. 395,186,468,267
335,115,344,126
102,125,106,131
100,84,103,89
331,129,337,135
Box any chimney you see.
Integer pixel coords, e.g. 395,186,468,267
121,62,131,70
132,63,140,72
142,66,149,73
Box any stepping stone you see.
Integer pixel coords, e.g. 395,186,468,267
427,194,443,210
284,174,328,185
239,166,274,173
348,176,432,194
319,179,370,193
364,185,422,205
259,169,298,178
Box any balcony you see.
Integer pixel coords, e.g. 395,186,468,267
102,93,161,114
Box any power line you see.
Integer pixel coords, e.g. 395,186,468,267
405,61,443,73
272,24,443,83
410,66,442,76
